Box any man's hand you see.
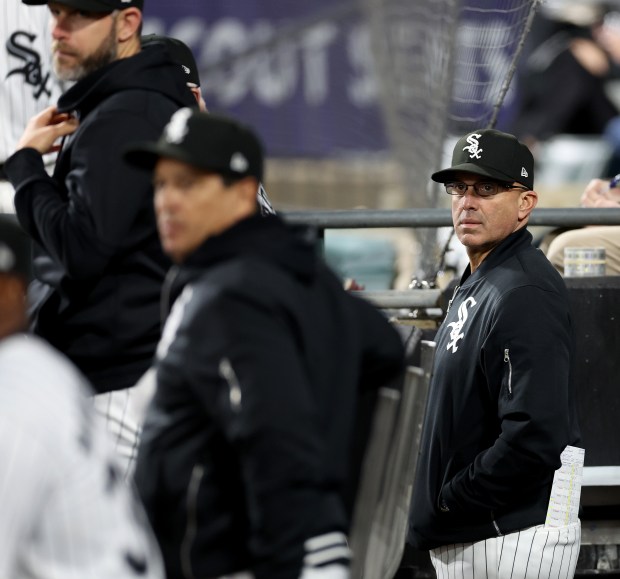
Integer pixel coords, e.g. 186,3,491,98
16,106,79,155
580,178,620,208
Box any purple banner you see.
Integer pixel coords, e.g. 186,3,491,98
142,1,521,156
142,0,386,156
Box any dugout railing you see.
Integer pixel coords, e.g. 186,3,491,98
284,207,620,229
284,207,620,309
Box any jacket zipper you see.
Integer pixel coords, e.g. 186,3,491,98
161,265,180,324
180,464,205,579
219,357,242,412
491,512,503,536
446,284,460,314
503,348,513,399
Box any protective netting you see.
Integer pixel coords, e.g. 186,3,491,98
364,0,542,208
362,0,541,277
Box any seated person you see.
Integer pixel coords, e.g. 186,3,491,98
543,177,620,274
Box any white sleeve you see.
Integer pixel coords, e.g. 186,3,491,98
0,418,53,577
0,337,164,579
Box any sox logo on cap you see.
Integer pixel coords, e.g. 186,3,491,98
463,133,483,159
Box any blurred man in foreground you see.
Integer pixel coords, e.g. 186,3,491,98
0,214,164,579
126,109,405,579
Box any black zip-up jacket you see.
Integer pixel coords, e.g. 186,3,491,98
408,228,580,550
134,214,405,579
4,46,195,392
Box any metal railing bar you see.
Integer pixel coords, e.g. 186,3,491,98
283,207,620,229
356,289,441,309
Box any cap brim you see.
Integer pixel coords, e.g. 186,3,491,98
124,142,246,179
123,141,203,171
22,0,119,12
431,163,520,185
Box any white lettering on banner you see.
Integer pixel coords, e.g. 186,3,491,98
347,24,377,106
253,22,297,105
300,23,338,105
144,16,516,111
146,16,357,108
203,18,252,105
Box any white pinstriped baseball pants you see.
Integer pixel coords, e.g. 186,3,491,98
92,369,157,479
430,522,581,579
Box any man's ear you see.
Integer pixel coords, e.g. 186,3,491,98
239,177,258,202
518,189,538,220
116,8,142,44
235,177,261,212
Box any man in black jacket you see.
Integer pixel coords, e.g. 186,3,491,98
408,129,581,578
124,109,405,579
3,0,196,475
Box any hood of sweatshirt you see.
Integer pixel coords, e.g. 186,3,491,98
57,44,195,117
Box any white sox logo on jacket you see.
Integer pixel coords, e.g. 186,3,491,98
446,297,477,353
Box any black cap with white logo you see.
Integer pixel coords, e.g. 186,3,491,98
124,109,264,182
141,34,200,87
431,129,534,190
22,0,143,12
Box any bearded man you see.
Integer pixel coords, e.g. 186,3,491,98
3,0,196,476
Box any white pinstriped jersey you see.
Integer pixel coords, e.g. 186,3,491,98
1,3,61,163
0,335,164,579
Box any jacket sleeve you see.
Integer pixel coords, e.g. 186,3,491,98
353,294,406,391
440,284,576,513
185,294,350,579
6,111,162,280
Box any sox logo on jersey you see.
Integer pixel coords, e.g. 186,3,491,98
446,297,477,354
1,5,60,165
5,30,51,99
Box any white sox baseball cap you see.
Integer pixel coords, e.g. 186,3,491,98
432,129,535,190
22,0,144,12
124,109,264,182
141,35,200,87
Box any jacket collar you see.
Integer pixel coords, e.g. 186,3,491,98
459,227,533,286
165,213,320,308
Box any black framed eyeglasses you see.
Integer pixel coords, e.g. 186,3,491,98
444,181,529,198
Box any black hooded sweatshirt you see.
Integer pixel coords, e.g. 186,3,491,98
5,45,196,392
135,213,405,579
